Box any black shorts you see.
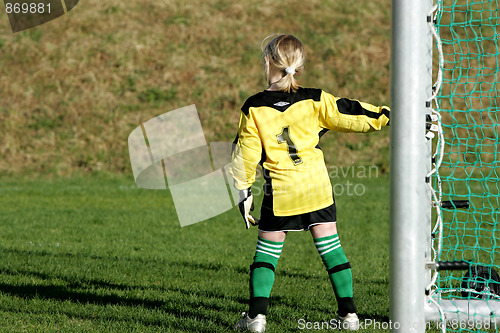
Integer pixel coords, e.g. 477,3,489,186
258,203,337,232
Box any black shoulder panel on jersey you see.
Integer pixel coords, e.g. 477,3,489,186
241,92,266,116
336,98,385,120
295,87,322,102
241,87,322,115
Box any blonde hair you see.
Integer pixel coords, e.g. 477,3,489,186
262,34,305,93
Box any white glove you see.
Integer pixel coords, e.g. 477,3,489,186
238,188,259,229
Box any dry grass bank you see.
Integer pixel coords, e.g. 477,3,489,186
0,0,391,177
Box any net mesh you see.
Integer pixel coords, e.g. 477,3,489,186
431,0,500,331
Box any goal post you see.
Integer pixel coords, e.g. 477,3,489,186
390,0,434,331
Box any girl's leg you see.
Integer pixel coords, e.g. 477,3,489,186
310,223,357,317
258,230,287,242
247,230,286,318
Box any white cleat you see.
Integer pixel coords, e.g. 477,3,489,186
338,313,359,331
233,312,266,332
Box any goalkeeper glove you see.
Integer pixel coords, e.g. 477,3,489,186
238,188,259,229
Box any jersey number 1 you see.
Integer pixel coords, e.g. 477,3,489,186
277,126,302,165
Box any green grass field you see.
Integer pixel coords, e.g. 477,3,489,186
0,172,391,332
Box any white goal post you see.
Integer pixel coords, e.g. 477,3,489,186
390,0,434,331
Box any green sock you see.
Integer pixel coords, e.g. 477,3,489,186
314,234,356,315
250,237,284,298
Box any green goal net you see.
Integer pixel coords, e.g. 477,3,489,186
427,0,500,331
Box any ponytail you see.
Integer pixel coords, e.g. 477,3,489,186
262,34,305,93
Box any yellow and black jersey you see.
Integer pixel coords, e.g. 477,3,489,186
229,87,390,216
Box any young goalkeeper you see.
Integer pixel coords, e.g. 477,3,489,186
229,34,390,332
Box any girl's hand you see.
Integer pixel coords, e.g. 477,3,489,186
238,188,259,229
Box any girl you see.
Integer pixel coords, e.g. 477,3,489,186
229,34,390,332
